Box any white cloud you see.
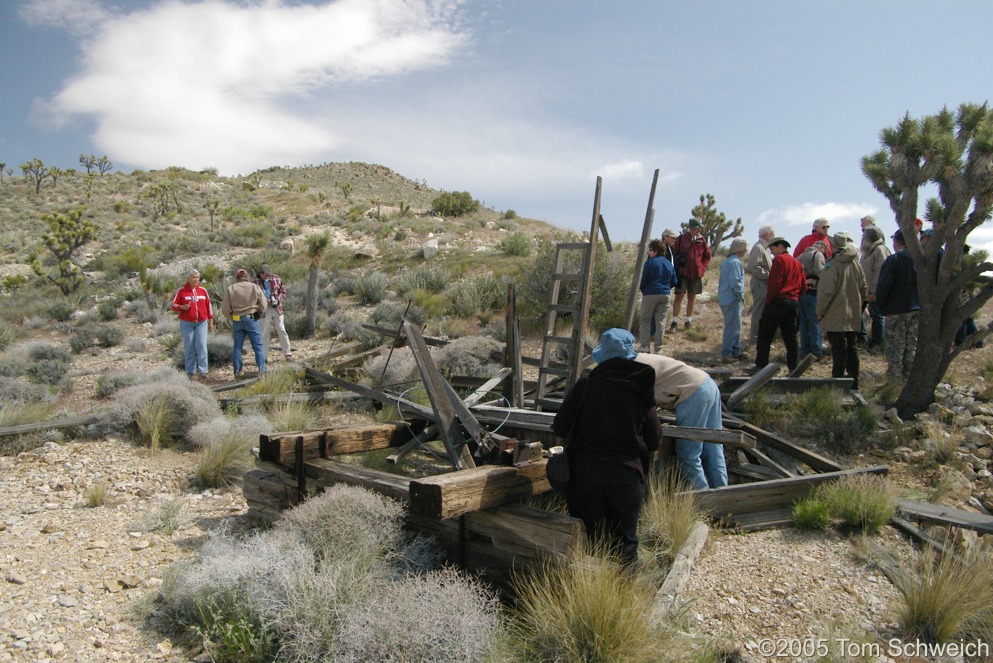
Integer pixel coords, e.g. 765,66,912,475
596,160,643,180
754,201,878,228
18,0,116,37
43,0,469,174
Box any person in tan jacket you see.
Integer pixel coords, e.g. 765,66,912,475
859,226,891,349
746,226,775,349
221,268,268,378
816,233,868,389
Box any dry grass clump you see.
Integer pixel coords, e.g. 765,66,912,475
85,481,109,507
894,544,993,644
791,496,832,530
94,366,188,399
264,399,319,432
510,546,667,662
190,415,271,488
639,468,705,562
138,499,189,535
919,420,962,465
816,474,897,534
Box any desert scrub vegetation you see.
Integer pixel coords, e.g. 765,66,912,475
190,415,272,488
816,474,897,534
791,496,832,530
431,190,480,217
90,379,221,447
94,367,187,399
157,485,501,662
496,232,532,257
893,543,993,645
448,272,504,320
639,468,706,565
434,336,503,378
393,264,450,296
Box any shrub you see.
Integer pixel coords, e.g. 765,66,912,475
90,380,221,444
363,346,419,389
25,342,71,390
194,432,255,488
817,474,897,534
370,300,427,328
187,414,272,449
510,548,666,661
431,191,479,217
95,324,124,347
0,401,55,429
0,354,29,378
265,400,318,432
47,299,77,322
95,367,188,399
96,298,120,321
448,273,504,319
894,545,993,644
85,481,109,507
412,290,447,318
434,336,502,378
327,313,381,349
355,270,389,305
496,232,532,257
139,499,189,535
69,326,98,354
791,496,831,530
0,320,18,352
0,377,52,405
173,336,233,369
393,265,450,296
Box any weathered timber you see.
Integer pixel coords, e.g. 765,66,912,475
721,508,794,531
722,414,846,473
858,537,902,585
361,323,449,346
306,368,436,420
649,521,708,624
729,463,785,482
661,426,756,449
724,363,780,410
243,467,304,520
720,377,855,395
0,414,100,438
690,465,888,523
304,457,412,501
220,390,362,410
787,353,818,378
331,342,393,369
898,499,993,535
890,516,958,559
470,404,555,431
259,423,411,466
624,170,660,331
323,340,363,359
211,377,260,393
742,447,795,478
408,461,551,520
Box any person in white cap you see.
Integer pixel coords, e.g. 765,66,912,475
718,238,749,362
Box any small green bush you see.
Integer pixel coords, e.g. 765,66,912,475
95,324,124,347
434,336,503,378
96,298,119,321
791,497,831,530
70,326,98,354
370,300,427,328
431,191,480,217
0,320,18,351
25,343,71,390
354,270,389,305
393,265,450,296
47,299,77,322
496,232,532,257
448,273,504,319
818,474,897,534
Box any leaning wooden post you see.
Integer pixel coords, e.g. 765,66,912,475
624,169,660,332
570,178,603,389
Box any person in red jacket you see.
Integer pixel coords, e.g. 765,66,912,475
751,238,807,371
793,218,833,259
171,269,215,379
669,219,712,330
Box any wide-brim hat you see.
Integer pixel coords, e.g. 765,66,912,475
662,228,677,238
768,237,791,248
592,328,637,364
729,238,748,253
832,231,853,248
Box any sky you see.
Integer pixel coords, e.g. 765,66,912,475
2,0,992,249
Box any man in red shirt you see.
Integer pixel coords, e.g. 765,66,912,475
752,237,807,371
793,218,833,259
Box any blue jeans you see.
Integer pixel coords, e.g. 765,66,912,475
179,320,209,376
798,292,822,358
674,377,728,490
720,301,742,357
232,317,266,375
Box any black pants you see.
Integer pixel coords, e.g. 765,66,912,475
826,331,859,389
566,457,644,565
755,298,799,370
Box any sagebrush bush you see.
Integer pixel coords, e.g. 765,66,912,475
172,335,233,369
96,298,119,321
434,336,503,378
25,342,71,390
94,367,188,399
0,354,29,378
363,346,419,389
328,312,381,349
47,299,77,322
95,323,124,347
90,380,221,444
355,270,389,305
0,319,17,351
393,265,450,296
69,326,97,354
187,414,272,449
370,300,427,328
0,376,52,404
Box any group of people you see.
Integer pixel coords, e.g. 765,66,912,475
170,263,293,380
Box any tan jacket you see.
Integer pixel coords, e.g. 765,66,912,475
747,239,772,283
859,239,891,295
633,353,708,410
816,243,867,332
221,281,268,319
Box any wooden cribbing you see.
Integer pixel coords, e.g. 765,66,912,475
898,499,993,535
787,353,818,378
724,363,780,410
259,423,410,466
408,461,551,520
722,415,846,473
305,457,412,502
720,376,855,395
690,465,889,524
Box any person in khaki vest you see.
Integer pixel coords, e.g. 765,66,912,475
221,268,268,378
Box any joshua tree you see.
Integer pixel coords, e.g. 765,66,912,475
30,207,99,295
96,155,113,175
304,232,330,338
80,154,96,174
861,103,993,417
20,158,50,194
688,193,743,251
204,198,220,231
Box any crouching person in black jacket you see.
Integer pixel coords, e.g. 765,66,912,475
552,328,661,566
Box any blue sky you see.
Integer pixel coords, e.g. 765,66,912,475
2,0,991,248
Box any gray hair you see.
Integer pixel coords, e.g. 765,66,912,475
758,225,775,238
812,217,829,230
185,269,200,278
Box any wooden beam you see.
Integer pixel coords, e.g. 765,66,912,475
729,463,786,481
742,447,795,478
787,353,818,378
649,521,708,625
661,426,756,449
259,423,411,466
305,368,436,420
890,516,958,559
624,169,660,331
690,465,889,522
898,499,993,535
304,457,412,501
720,377,855,395
408,461,551,519
724,363,780,409
0,414,100,438
722,415,846,473
220,390,362,410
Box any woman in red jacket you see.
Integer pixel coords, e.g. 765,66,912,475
171,269,215,379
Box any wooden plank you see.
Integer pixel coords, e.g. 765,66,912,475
858,537,902,586
331,342,391,369
722,414,846,473
898,499,993,535
720,377,855,394
724,363,780,410
624,170,659,331
259,423,410,466
323,340,363,359
649,521,708,625
0,414,101,438
724,508,795,531
787,353,818,378
305,368,436,420
661,426,756,449
690,465,889,521
408,461,551,520
890,516,958,559
729,463,785,481
361,323,449,346
304,457,412,501
220,390,362,410
743,447,795,478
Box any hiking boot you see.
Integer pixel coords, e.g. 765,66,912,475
684,320,692,330
669,321,678,331
721,355,739,364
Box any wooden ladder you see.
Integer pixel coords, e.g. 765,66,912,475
534,178,605,410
